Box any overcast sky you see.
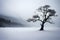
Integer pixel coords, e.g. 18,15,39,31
0,0,60,27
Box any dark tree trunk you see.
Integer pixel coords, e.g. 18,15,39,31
40,22,45,31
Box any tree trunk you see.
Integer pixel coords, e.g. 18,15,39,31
40,22,44,31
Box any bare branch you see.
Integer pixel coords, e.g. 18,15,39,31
53,15,58,17
27,18,34,22
27,18,37,22
47,17,52,21
38,19,43,22
47,9,56,16
43,5,50,9
33,15,40,18
46,21,55,24
37,6,43,12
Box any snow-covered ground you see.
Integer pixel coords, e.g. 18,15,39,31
0,27,60,40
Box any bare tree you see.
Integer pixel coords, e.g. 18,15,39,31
27,5,57,31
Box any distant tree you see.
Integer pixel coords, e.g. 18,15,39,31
0,18,11,27
27,5,57,31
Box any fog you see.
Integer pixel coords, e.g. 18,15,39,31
0,0,60,27
0,0,60,40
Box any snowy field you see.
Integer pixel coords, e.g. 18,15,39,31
0,27,60,40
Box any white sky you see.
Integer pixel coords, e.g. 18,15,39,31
1,0,60,27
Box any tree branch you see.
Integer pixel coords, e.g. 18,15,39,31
46,21,54,24
38,19,43,22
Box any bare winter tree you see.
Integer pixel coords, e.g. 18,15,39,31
27,5,57,31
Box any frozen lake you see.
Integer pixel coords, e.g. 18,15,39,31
0,27,60,40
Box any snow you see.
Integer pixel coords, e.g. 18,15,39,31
0,27,60,40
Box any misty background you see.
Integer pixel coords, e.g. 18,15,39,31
0,0,60,40
0,0,60,27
